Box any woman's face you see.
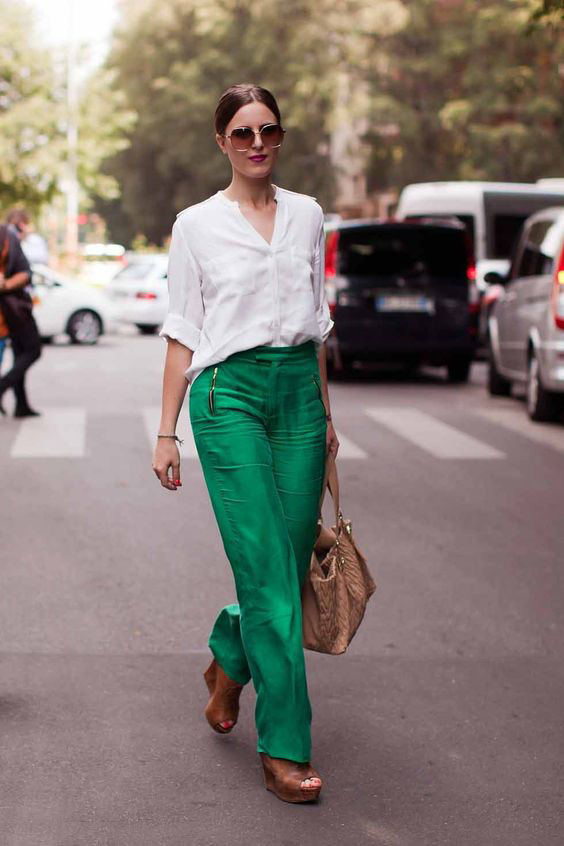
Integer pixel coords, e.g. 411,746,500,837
216,101,282,180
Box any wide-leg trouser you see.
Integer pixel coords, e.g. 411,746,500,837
188,340,327,762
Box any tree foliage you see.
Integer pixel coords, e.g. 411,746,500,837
364,0,564,192
0,1,135,217
99,0,348,244
0,2,63,211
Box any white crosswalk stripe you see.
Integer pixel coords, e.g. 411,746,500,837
365,407,505,459
474,407,564,455
11,405,560,462
141,410,366,460
142,407,199,458
334,430,368,459
10,408,86,458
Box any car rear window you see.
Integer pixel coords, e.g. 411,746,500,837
114,262,161,281
337,225,468,282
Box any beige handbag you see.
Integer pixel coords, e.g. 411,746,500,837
301,452,376,654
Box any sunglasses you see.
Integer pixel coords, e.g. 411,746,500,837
223,123,286,152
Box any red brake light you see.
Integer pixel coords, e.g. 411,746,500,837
552,246,564,330
325,229,339,278
136,291,157,299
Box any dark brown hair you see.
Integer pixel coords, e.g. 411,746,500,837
5,208,30,228
214,84,281,135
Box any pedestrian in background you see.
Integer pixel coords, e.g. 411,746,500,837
6,208,49,266
0,300,9,371
152,83,338,804
0,224,42,417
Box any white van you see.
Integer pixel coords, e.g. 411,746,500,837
395,181,564,290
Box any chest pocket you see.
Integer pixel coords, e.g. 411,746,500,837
290,247,314,293
202,253,257,297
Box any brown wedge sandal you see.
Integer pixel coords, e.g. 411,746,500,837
203,658,244,734
260,753,323,803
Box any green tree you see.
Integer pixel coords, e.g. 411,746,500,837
0,1,64,211
98,0,343,245
364,0,564,192
0,1,135,221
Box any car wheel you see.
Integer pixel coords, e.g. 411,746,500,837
67,310,102,344
446,357,472,383
526,349,559,422
136,324,159,335
487,346,511,396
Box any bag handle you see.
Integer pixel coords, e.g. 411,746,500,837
317,450,341,528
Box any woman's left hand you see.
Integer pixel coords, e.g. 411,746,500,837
326,421,339,458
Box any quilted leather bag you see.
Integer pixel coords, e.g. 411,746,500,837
302,452,376,654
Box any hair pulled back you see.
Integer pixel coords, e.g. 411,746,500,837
214,83,281,135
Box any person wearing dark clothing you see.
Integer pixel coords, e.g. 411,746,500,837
0,224,42,417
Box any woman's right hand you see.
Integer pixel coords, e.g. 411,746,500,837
152,439,182,491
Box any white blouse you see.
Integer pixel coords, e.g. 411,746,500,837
159,183,334,385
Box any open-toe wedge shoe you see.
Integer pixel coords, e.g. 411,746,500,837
203,658,243,734
260,753,323,803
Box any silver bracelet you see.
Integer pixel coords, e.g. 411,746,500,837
157,434,184,445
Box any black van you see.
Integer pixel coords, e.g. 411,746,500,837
324,218,478,381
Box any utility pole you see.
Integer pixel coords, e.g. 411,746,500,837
64,0,79,260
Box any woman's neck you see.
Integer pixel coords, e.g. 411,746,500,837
222,174,275,209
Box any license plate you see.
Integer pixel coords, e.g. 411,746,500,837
375,294,434,314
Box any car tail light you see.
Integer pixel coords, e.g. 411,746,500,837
136,291,157,299
552,245,564,330
325,229,339,278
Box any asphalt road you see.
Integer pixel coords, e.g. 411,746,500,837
1,330,563,846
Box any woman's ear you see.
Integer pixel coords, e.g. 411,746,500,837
215,133,227,154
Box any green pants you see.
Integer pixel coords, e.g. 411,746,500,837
188,340,327,762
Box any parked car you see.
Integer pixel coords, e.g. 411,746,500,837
30,264,119,344
78,243,126,288
396,180,564,291
486,206,564,422
324,218,477,382
106,253,168,334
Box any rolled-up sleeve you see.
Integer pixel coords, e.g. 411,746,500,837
159,219,203,351
312,210,334,343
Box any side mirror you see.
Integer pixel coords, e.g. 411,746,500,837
483,270,507,286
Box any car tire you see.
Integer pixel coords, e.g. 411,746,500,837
136,324,159,335
67,310,102,345
526,349,560,422
446,357,472,383
487,347,511,396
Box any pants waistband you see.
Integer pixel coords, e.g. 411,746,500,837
225,340,316,364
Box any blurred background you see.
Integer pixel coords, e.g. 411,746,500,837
2,0,563,263
2,4,564,843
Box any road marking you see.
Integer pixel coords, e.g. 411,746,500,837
10,408,86,457
142,407,198,458
365,407,505,459
475,407,564,455
334,431,368,459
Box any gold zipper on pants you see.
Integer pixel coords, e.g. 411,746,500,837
312,374,325,408
209,365,218,414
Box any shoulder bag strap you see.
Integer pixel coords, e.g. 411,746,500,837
317,450,341,527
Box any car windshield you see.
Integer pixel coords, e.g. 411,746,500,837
114,261,163,281
337,225,468,283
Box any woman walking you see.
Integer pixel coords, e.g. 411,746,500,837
152,83,338,803
0,223,42,417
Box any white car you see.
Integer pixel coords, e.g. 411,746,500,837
107,253,169,334
396,180,564,291
30,264,119,344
